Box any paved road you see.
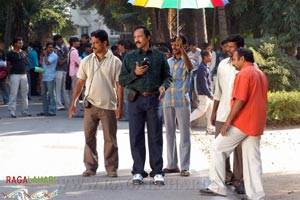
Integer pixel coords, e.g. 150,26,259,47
0,96,240,200
1,96,299,200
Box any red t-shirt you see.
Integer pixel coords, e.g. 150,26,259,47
231,63,268,136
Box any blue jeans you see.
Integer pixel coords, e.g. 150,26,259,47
42,80,56,114
128,94,164,177
1,77,9,104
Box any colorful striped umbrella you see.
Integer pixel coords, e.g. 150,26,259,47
128,0,229,35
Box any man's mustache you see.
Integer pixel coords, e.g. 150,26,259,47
135,42,141,45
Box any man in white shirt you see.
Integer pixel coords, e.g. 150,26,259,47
211,34,245,194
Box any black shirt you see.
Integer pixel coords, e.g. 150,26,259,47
7,51,28,74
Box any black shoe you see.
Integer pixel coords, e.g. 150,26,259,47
82,170,96,177
47,113,56,116
37,112,45,116
199,188,225,197
235,182,246,194
11,114,16,118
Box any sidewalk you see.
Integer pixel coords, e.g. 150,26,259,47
0,96,299,200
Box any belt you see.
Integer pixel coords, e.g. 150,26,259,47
138,91,159,96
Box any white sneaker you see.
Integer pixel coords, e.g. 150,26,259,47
153,174,164,185
132,174,144,185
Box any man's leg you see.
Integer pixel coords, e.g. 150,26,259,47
190,95,209,122
175,106,191,171
163,107,178,169
242,136,265,200
8,75,20,115
55,71,64,109
83,106,100,172
145,95,163,177
128,96,148,177
48,80,56,114
100,109,118,173
206,126,247,196
233,143,244,193
215,121,233,184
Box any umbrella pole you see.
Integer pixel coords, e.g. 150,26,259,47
177,9,179,37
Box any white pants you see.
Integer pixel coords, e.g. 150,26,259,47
208,126,265,200
190,95,214,130
55,71,70,109
8,74,29,114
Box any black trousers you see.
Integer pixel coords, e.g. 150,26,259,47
128,94,164,178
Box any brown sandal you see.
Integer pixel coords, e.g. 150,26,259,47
163,166,180,173
180,170,190,177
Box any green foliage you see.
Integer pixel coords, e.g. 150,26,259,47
267,91,300,125
246,36,300,91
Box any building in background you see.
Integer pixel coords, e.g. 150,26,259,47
70,7,120,44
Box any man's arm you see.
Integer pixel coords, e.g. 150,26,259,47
220,99,245,136
115,81,123,119
68,78,85,118
211,100,220,126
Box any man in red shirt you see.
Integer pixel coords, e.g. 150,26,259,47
200,48,268,200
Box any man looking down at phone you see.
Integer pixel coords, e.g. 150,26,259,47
119,25,172,186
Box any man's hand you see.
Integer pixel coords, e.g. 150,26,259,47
134,62,148,76
210,112,216,126
68,104,76,119
115,106,123,120
158,86,165,100
220,123,230,136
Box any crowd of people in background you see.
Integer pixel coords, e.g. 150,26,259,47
0,26,286,199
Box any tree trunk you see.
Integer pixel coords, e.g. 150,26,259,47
4,3,13,50
168,9,177,39
217,7,228,43
150,9,170,43
196,8,207,47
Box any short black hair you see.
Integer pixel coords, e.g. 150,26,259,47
236,48,254,63
12,37,23,45
221,39,227,45
46,42,54,48
134,25,151,38
53,34,62,42
201,50,211,60
170,35,188,45
91,29,109,46
117,40,127,48
81,33,89,39
227,34,244,48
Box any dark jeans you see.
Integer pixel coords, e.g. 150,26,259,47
30,68,39,95
0,77,9,104
128,94,164,178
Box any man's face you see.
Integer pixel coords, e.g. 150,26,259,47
221,43,228,54
188,45,196,53
56,38,63,46
91,36,106,54
227,41,238,58
204,52,213,63
134,28,150,50
81,36,89,44
232,51,243,70
117,44,125,53
46,44,54,54
15,40,23,49
171,41,181,56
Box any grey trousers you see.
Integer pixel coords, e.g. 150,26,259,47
163,106,191,171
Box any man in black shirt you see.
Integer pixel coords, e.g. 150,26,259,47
6,37,31,118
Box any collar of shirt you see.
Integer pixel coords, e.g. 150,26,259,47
91,49,113,61
137,48,153,55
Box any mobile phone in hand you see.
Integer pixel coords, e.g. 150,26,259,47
141,58,150,66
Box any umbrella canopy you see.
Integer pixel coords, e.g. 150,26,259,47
128,0,229,35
